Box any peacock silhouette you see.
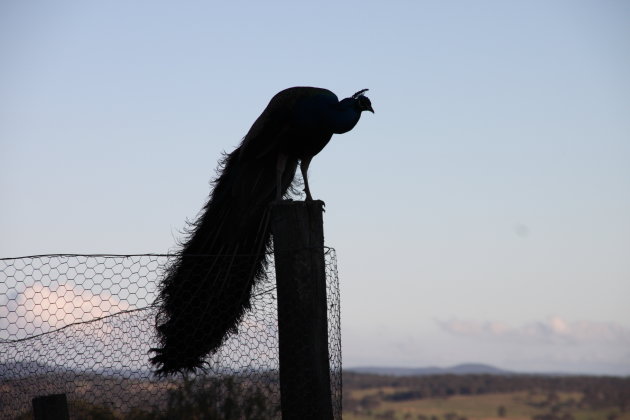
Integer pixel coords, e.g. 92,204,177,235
150,87,373,375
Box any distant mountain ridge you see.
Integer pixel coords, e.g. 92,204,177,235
346,363,513,376
1,361,509,379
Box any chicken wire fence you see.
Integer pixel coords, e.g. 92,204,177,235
0,250,341,419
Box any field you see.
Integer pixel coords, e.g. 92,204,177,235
342,374,630,420
343,389,630,420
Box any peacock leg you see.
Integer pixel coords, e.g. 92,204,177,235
300,157,313,201
276,153,287,201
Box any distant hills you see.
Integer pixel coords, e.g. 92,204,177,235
0,360,151,380
346,363,513,376
2,361,608,380
1,361,510,380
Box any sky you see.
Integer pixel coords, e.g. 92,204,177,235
1,1,629,375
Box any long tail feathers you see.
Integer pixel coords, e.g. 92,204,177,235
150,146,297,375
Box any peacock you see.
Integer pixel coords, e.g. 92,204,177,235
150,87,373,375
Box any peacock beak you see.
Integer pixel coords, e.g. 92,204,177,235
367,105,374,113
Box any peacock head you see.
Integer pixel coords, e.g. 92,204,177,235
352,89,374,113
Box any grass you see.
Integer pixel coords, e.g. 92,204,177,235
343,389,630,420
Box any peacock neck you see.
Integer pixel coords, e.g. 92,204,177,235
329,98,361,134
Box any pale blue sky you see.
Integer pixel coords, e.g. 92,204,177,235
1,1,629,375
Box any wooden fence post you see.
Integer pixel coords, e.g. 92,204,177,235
32,393,69,420
271,200,333,420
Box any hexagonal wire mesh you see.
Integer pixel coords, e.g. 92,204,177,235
0,249,341,419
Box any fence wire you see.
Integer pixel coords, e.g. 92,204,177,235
0,250,341,419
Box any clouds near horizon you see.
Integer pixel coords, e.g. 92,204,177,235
437,316,630,345
0,282,132,341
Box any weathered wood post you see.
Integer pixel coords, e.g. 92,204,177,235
271,200,333,420
32,393,69,420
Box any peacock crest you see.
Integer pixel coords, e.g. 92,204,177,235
352,88,369,98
